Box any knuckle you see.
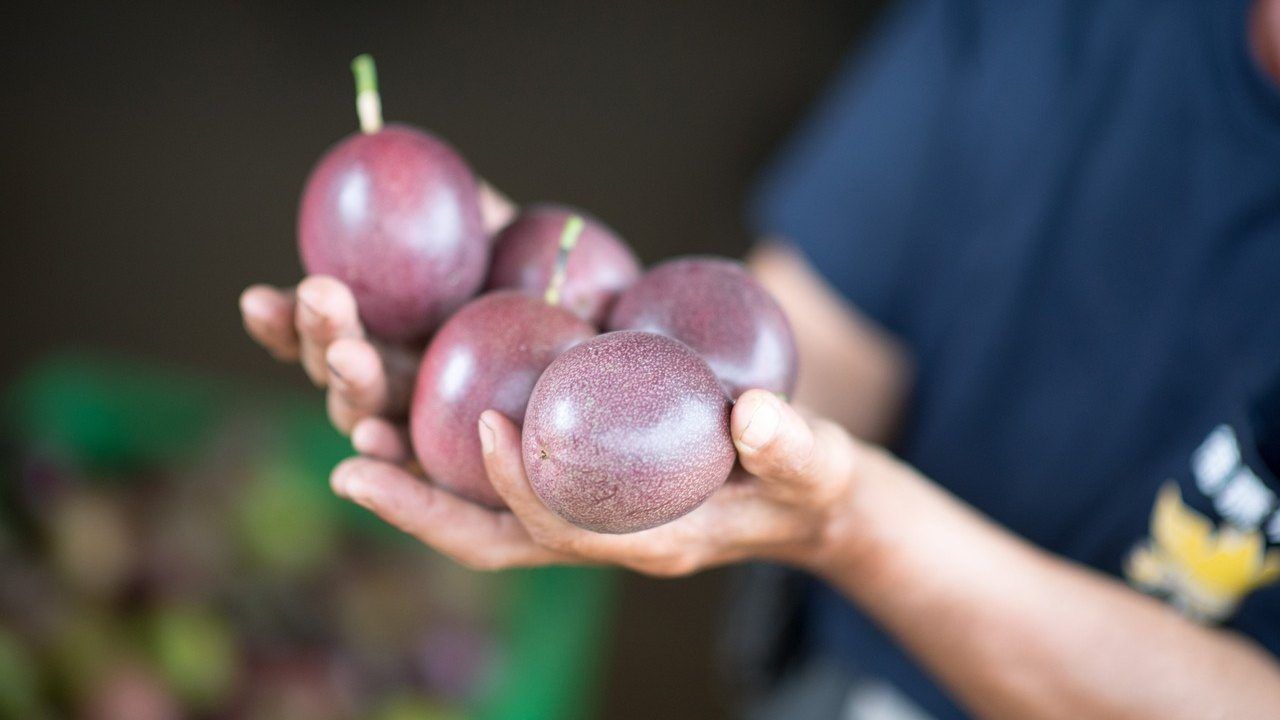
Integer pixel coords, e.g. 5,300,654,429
523,521,549,543
788,422,839,484
539,530,607,562
757,447,799,479
328,336,370,363
558,532,598,557
302,310,337,337
562,533,623,562
561,533,594,555
751,442,811,486
326,393,357,434
526,523,566,550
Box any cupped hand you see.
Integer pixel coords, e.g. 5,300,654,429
330,390,871,577
238,182,514,444
239,276,419,439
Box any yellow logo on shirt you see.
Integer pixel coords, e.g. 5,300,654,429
1125,482,1280,622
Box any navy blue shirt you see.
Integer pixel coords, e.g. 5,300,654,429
751,1,1280,717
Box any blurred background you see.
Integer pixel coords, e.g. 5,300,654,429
0,2,884,718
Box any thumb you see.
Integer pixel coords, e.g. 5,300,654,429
731,390,856,492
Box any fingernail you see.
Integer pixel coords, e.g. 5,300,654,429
478,416,495,455
738,396,780,450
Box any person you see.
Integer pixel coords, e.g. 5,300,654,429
240,0,1280,717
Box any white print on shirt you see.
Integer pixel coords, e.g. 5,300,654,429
1218,466,1274,531
1194,424,1241,495
1192,424,1277,532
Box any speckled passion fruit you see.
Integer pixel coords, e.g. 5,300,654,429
606,256,797,398
521,330,735,533
410,291,595,508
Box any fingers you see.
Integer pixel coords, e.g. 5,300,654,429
478,411,597,546
731,390,860,498
240,285,299,360
479,181,517,235
324,338,391,433
478,411,675,568
331,457,569,571
244,276,419,440
479,409,812,576
326,339,387,408
295,276,363,386
351,416,412,463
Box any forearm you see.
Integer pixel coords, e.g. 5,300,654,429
810,450,1280,720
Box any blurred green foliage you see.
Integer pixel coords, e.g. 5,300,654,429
147,605,238,710
1,354,616,719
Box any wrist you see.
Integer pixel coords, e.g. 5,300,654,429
794,443,934,585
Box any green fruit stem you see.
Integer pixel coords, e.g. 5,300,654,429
544,215,585,306
351,54,383,134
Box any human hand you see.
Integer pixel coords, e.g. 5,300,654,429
329,390,875,577
239,276,421,446
239,181,516,449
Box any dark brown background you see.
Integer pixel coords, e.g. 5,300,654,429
0,2,882,717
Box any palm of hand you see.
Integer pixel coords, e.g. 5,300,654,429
240,276,861,576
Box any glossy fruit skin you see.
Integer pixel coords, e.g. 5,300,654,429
410,291,595,508
485,204,641,327
607,257,798,398
299,124,488,344
522,331,735,534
